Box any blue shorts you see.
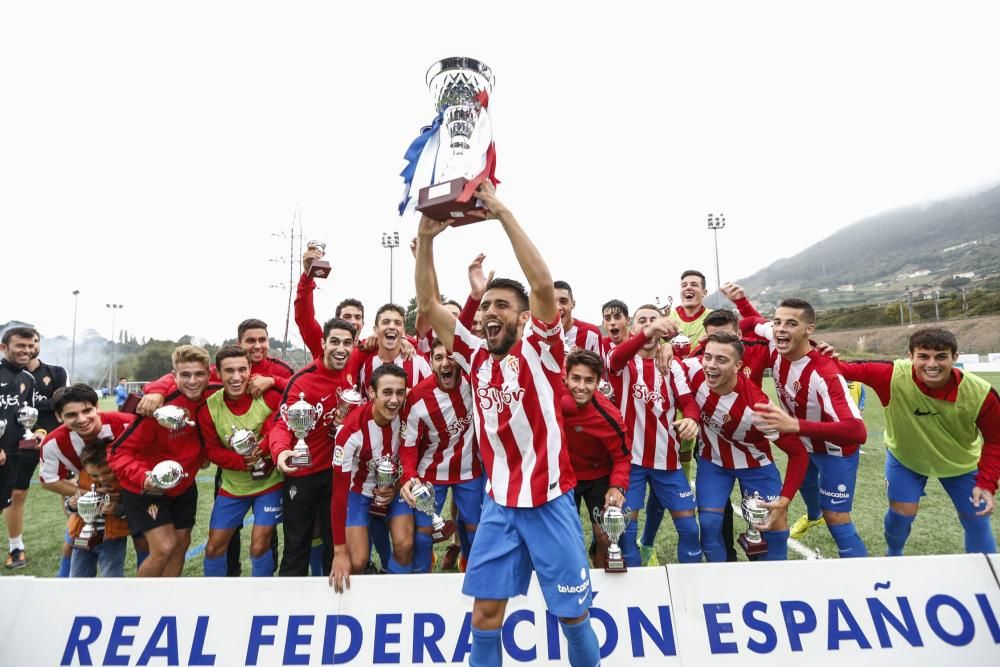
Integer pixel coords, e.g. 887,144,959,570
463,492,592,618
696,459,781,509
885,450,985,515
625,465,696,514
811,451,860,511
346,490,412,527
414,477,485,529
209,488,284,530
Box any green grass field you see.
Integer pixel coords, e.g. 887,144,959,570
3,375,1000,577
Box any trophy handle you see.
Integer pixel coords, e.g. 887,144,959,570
279,404,289,421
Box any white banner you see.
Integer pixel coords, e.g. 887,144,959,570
667,554,1000,666
0,568,677,666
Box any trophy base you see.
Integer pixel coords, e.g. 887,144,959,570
738,533,769,557
604,558,628,573
368,499,390,518
307,259,331,280
416,178,482,227
430,519,456,543
73,534,100,550
249,467,269,481
121,393,141,414
290,453,312,468
18,439,39,450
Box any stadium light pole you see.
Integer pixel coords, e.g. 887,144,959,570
106,303,123,389
381,231,400,304
70,290,80,383
707,213,726,307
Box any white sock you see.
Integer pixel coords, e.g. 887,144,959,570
9,536,24,551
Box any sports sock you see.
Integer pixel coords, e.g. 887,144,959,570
827,521,868,558
959,513,998,553
250,551,274,577
309,539,324,576
470,626,502,667
560,613,601,667
203,554,227,577
621,520,640,566
800,466,822,521
57,553,72,578
883,509,915,556
413,531,433,573
386,556,412,574
641,496,665,547
9,536,24,551
698,510,726,562
673,515,702,563
762,529,790,560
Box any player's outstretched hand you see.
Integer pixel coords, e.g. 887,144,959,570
654,339,675,376
468,253,494,300
758,496,791,532
972,486,995,516
813,341,840,358
276,450,298,474
674,417,699,441
400,479,418,508
399,337,416,361
417,214,454,239
465,181,508,221
137,393,165,417
753,402,800,434
302,247,324,275
248,375,274,398
719,282,746,302
329,548,351,594
603,486,625,509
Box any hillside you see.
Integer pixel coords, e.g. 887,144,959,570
737,183,1000,310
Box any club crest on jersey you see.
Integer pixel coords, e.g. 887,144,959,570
146,504,159,521
741,367,752,378
288,485,298,500
42,376,51,386
503,355,519,374
476,386,524,413
631,383,663,405
701,409,731,434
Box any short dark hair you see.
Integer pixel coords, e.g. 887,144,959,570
601,299,629,319
322,318,357,341
705,331,744,359
237,318,268,341
335,298,365,319
909,327,958,354
633,304,661,321
553,280,574,300
53,384,100,415
429,337,448,355
215,345,250,370
777,298,816,324
370,363,407,390
2,326,39,345
443,299,462,312
704,309,739,331
681,270,707,289
80,441,109,469
375,303,406,322
566,350,603,378
485,278,530,312
118,376,128,382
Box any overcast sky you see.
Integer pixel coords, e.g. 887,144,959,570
3,1,999,349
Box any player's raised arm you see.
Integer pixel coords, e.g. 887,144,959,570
474,182,556,323
415,215,458,351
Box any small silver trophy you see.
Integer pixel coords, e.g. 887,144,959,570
279,392,323,467
74,484,109,549
153,405,195,431
335,388,365,423
18,405,38,440
0,418,6,438
411,481,456,542
305,240,331,280
594,505,631,573
738,491,770,557
598,380,615,401
367,454,402,517
229,426,266,480
145,460,189,492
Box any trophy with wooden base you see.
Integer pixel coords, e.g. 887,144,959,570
738,491,770,557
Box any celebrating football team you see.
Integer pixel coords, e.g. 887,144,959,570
1,181,998,667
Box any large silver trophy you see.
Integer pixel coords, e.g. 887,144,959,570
367,454,402,517
411,481,456,542
18,404,38,437
145,460,188,493
738,491,770,557
74,484,109,549
229,426,267,480
416,57,495,225
279,392,323,467
153,405,194,431
594,505,631,573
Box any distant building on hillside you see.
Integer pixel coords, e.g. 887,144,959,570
836,284,855,292
953,271,975,280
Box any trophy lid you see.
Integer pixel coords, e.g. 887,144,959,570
425,57,495,89
339,388,365,406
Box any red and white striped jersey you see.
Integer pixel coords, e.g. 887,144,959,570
451,315,575,508
415,331,434,360
611,348,698,470
600,337,620,389
333,402,401,498
681,357,778,469
400,374,482,484
39,412,134,483
747,319,864,456
563,318,602,355
356,351,432,391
